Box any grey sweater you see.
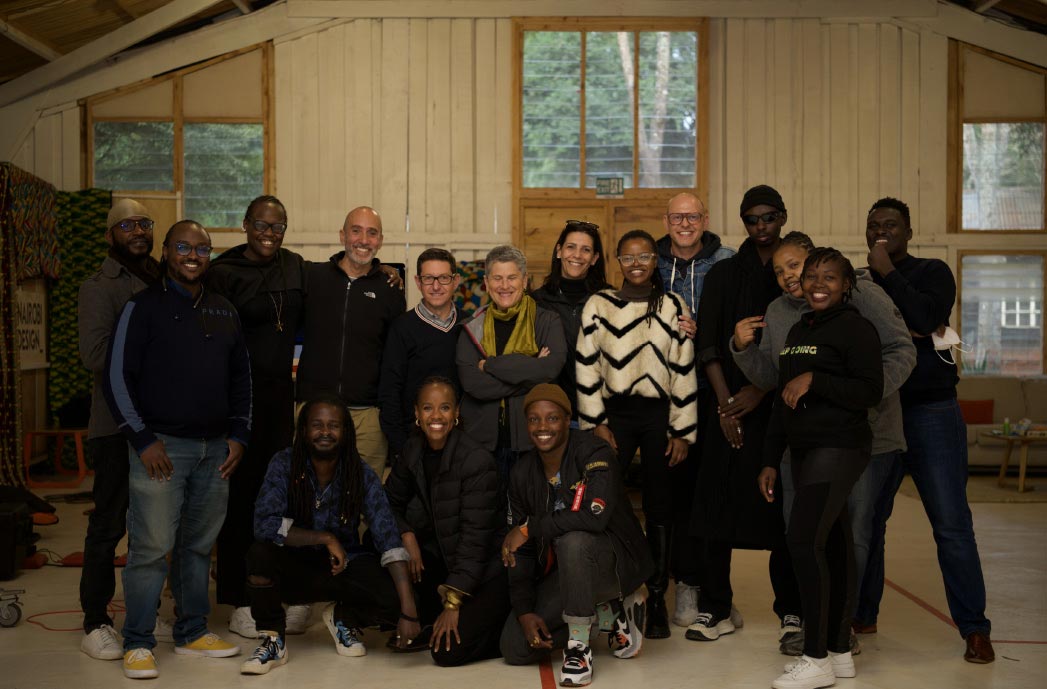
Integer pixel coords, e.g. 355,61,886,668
78,257,150,439
731,268,915,455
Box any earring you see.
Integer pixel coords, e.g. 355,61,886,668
454,417,460,426
415,418,420,427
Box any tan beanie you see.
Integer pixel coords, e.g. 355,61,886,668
523,383,572,418
107,198,151,230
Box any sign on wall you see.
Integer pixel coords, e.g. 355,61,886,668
15,283,47,370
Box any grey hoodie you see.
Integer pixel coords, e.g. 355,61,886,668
731,268,915,455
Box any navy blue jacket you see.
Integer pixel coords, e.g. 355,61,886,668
104,278,252,452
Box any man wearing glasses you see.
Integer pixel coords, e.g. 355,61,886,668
105,220,252,679
379,247,463,465
78,199,162,662
296,206,407,479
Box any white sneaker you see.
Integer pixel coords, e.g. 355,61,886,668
229,606,260,639
240,633,288,675
608,589,645,659
285,604,311,634
730,605,744,629
560,639,594,686
785,651,854,678
81,624,123,660
672,583,699,627
773,654,836,689
684,612,736,641
152,617,174,643
322,603,366,657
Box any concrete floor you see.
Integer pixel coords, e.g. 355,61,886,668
2,477,1044,689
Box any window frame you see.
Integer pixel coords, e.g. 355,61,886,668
956,249,1047,376
83,42,275,232
949,43,1047,235
512,17,709,203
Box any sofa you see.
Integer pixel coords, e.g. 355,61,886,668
955,376,1047,468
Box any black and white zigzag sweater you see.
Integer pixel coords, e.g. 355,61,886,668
575,289,698,442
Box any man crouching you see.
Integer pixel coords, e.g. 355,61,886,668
500,384,652,687
241,395,420,674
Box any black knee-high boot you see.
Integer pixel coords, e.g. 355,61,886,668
646,523,671,639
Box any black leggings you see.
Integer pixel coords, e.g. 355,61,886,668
787,446,870,659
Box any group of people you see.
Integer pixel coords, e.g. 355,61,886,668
73,184,994,689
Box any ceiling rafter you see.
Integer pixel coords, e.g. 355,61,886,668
0,17,61,61
231,0,253,14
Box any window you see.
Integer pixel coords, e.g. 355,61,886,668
87,46,270,234
520,23,702,191
960,253,1045,376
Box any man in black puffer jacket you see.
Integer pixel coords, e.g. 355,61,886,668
500,384,652,688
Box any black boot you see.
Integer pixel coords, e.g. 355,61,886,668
645,523,671,639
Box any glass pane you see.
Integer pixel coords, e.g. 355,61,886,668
962,122,1044,230
585,32,634,188
93,121,174,191
639,32,697,188
523,31,581,188
961,254,1043,376
184,123,264,228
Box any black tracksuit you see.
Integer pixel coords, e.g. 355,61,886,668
765,303,884,659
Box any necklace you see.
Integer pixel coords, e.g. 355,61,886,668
268,290,284,332
314,480,334,510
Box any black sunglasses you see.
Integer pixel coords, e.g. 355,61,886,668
565,219,599,231
742,211,782,226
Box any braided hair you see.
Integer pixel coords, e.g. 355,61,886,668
616,229,664,322
290,395,364,527
803,246,859,302
779,230,814,253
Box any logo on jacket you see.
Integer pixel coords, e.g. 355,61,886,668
364,291,376,299
590,498,606,515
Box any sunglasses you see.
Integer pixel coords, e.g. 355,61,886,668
171,241,213,258
248,219,288,235
742,211,782,226
113,218,155,233
566,219,599,231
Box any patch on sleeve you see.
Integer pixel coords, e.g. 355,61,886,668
590,498,606,515
585,460,609,471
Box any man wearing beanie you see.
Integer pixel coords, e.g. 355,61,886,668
78,199,163,661
689,185,804,648
499,383,652,687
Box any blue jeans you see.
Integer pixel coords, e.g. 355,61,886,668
857,399,990,638
122,434,230,650
848,451,902,609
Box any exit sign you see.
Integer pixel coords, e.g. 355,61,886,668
596,177,624,197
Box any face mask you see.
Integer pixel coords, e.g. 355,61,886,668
931,326,970,365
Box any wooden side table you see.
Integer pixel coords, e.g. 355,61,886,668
23,428,90,489
981,432,1047,493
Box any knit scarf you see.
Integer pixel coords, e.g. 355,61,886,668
481,294,539,357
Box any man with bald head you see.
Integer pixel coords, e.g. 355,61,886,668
297,207,406,477
656,193,735,317
78,199,162,661
105,220,251,678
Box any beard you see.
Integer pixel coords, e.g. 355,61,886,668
309,438,341,461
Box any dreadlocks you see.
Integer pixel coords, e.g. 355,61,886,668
803,246,859,302
616,229,664,322
289,395,365,528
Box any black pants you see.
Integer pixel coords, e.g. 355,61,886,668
246,542,399,635
412,547,510,666
606,396,699,583
788,447,870,658
696,539,801,621
80,434,129,632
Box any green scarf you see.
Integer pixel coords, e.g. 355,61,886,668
481,294,539,357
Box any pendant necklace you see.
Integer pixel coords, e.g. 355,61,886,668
314,480,333,510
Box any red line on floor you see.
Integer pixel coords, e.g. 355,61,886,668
539,657,556,689
885,577,1047,644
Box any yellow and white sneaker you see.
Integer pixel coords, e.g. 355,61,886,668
123,648,159,679
174,632,241,657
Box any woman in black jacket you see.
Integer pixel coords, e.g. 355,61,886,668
759,248,883,689
384,376,508,666
531,220,611,417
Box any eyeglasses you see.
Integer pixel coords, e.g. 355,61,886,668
113,218,155,233
667,212,704,226
565,219,599,231
617,253,656,266
172,241,213,258
742,211,782,226
248,219,288,235
419,274,456,285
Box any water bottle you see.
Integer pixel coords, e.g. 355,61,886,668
1003,417,1011,435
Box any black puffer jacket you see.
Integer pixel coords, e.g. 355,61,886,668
384,429,503,594
506,429,653,619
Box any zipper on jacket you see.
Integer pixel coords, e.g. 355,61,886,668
337,279,351,398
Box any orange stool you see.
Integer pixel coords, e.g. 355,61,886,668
23,428,90,489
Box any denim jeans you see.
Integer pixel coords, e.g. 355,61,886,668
857,398,990,638
80,434,130,632
122,434,230,650
848,451,902,605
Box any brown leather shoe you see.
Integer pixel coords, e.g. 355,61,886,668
852,621,877,634
964,631,995,664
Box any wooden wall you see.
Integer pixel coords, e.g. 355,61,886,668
9,106,80,192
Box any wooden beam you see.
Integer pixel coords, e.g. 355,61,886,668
231,0,253,14
973,0,1003,12
0,0,227,107
0,17,61,61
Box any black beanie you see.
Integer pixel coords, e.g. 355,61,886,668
740,185,786,216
